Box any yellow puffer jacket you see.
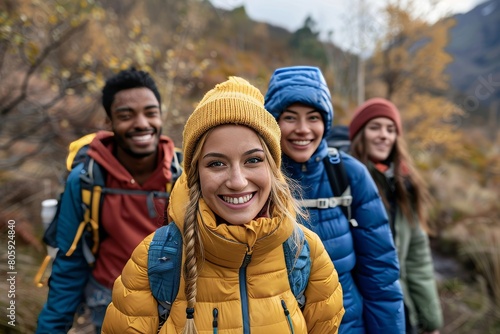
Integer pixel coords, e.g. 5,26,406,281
103,174,344,333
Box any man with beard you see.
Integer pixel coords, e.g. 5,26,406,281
36,68,180,333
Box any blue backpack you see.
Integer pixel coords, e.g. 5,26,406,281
301,125,358,227
148,223,311,327
326,125,350,153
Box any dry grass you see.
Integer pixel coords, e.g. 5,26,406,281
0,240,96,334
0,239,48,333
460,224,500,311
428,162,498,229
440,275,500,333
436,215,500,334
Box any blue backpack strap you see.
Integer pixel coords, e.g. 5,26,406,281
283,227,311,309
78,154,174,262
62,154,106,264
323,148,358,227
148,223,183,325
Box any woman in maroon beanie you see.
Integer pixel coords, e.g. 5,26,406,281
349,97,443,334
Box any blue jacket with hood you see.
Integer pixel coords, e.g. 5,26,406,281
265,66,404,334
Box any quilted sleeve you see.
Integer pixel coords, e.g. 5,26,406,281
344,154,405,334
301,226,344,334
36,165,91,334
102,234,160,334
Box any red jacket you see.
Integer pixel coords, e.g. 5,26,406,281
89,131,176,288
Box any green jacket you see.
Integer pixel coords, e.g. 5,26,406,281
370,164,443,332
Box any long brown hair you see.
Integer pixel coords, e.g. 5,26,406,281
350,128,433,234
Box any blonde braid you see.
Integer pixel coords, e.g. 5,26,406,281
181,134,208,334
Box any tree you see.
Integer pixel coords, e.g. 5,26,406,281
289,16,327,65
337,0,378,105
0,0,109,171
0,0,211,173
366,0,463,162
368,0,456,98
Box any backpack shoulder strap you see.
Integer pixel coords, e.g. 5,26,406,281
81,157,106,257
64,156,106,262
64,133,104,261
147,224,309,320
34,137,100,286
283,227,311,309
65,143,179,263
323,148,358,227
148,223,183,326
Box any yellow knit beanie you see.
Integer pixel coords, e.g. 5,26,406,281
183,76,282,175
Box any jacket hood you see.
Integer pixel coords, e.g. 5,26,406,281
264,66,333,137
168,173,294,269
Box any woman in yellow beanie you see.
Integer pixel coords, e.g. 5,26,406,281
102,77,344,334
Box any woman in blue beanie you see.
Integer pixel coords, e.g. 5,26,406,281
264,66,405,334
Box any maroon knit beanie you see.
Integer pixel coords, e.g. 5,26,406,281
349,97,402,140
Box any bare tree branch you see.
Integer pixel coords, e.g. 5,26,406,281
0,21,88,117
0,137,54,169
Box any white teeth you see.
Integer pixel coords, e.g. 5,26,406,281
292,140,310,146
222,194,253,204
132,134,152,142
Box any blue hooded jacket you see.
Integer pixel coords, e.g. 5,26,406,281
265,66,404,334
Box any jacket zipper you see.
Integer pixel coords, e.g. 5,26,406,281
240,251,252,334
281,299,295,334
212,308,219,334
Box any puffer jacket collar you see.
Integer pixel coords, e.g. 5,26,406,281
282,139,329,179
168,173,294,269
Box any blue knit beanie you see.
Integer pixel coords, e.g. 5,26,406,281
264,66,333,137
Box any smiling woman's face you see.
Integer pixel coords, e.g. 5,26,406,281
277,103,324,163
198,124,271,225
364,117,397,162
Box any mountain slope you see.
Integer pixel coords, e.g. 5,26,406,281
446,0,500,120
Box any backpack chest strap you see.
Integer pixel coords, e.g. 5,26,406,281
300,195,352,209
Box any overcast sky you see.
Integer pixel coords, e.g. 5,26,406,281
209,0,488,53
